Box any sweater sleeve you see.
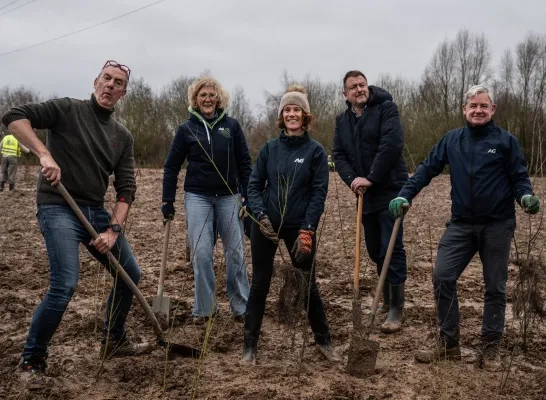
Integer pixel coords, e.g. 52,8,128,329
505,134,533,204
113,131,137,205
247,142,269,219
332,115,358,187
367,101,404,184
1,98,72,130
232,120,252,198
398,134,449,202
302,145,329,231
162,125,188,203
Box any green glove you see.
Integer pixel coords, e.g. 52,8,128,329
522,194,540,214
389,197,410,218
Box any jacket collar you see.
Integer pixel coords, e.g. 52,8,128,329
188,107,226,130
467,120,495,136
279,130,310,146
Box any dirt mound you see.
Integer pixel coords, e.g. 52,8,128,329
0,166,544,399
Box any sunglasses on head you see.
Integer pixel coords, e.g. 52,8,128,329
102,60,131,79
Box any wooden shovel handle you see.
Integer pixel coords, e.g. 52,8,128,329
354,195,364,292
368,204,409,326
157,220,171,297
56,182,166,340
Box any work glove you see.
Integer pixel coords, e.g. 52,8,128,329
291,229,314,263
259,216,278,244
389,197,410,218
161,202,175,221
238,199,248,220
522,194,540,214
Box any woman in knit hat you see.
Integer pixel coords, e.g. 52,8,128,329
243,85,340,363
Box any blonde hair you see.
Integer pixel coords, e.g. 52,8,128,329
276,84,313,130
187,76,230,111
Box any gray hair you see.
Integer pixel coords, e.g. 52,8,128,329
463,85,494,105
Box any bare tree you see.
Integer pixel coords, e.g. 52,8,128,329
229,85,255,137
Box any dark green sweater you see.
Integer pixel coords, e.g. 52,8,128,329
1,95,136,206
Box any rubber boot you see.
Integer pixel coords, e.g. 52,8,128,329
0,181,4,191
376,282,390,314
242,337,257,364
9,183,15,191
380,282,404,333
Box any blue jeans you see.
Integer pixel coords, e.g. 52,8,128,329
185,192,249,317
362,208,407,285
434,218,515,344
22,204,141,359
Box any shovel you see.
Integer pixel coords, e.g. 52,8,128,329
347,204,407,378
57,182,200,358
152,219,172,328
351,194,364,330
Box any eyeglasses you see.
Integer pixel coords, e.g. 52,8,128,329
102,60,131,79
347,83,367,91
198,93,218,100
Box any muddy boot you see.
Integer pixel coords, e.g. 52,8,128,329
376,282,390,314
476,335,501,370
415,336,461,363
242,337,257,364
380,283,404,333
18,355,48,389
0,181,4,191
9,183,15,191
318,343,342,362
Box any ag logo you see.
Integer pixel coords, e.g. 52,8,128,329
487,149,496,154
294,158,304,164
218,127,231,138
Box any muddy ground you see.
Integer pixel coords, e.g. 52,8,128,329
0,167,545,400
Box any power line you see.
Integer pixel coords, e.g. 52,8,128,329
0,0,39,17
0,0,20,11
0,0,169,57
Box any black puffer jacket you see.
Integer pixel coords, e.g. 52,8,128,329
247,131,328,231
332,86,408,213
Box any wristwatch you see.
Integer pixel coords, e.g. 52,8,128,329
110,224,123,233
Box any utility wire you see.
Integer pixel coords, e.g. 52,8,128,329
0,0,169,57
0,0,20,11
0,0,39,17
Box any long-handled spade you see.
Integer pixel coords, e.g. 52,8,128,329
57,182,200,358
347,203,407,378
152,219,172,329
351,195,364,330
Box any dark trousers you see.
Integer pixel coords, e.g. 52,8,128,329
434,218,515,344
362,209,407,285
244,224,331,346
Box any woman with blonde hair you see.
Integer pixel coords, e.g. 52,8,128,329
162,76,252,323
243,85,340,363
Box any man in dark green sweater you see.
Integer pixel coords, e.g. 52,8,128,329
1,60,146,377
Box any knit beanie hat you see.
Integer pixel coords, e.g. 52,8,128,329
278,85,310,117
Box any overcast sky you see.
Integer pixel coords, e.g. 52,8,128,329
1,0,545,111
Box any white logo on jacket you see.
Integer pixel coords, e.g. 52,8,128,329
294,158,304,163
487,149,496,154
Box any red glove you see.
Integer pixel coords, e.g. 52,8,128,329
291,230,314,263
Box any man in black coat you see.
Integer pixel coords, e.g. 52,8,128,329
333,70,409,333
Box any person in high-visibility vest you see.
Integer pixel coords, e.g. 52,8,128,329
0,133,29,191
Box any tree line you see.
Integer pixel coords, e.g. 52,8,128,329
1,29,546,172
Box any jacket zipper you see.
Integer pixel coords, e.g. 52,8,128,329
469,134,476,215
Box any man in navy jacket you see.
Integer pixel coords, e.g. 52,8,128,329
389,85,540,365
333,70,409,333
